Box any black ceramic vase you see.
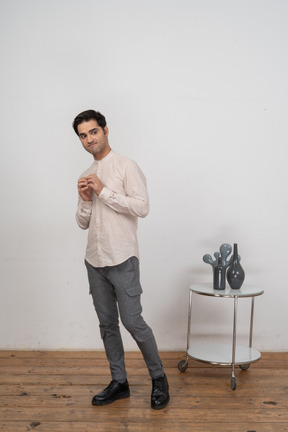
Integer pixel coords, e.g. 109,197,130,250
213,256,226,290
227,243,245,289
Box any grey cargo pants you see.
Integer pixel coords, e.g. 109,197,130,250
85,256,164,382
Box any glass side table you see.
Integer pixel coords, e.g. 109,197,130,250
178,283,264,390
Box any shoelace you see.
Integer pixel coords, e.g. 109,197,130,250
106,381,116,391
152,379,165,392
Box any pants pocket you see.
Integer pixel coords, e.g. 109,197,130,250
125,284,143,296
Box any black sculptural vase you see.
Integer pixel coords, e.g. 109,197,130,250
227,243,245,289
213,256,226,290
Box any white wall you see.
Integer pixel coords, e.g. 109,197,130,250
0,0,287,351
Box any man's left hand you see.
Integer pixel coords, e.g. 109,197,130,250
86,174,104,196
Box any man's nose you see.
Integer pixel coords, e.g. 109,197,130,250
87,134,94,143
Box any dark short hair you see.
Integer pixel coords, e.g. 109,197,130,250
72,110,107,135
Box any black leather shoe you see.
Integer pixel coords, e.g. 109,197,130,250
151,374,170,410
91,380,130,406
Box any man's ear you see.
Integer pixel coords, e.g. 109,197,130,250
104,126,109,136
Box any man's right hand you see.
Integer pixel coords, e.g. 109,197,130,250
78,177,92,201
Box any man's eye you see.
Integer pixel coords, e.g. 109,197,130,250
79,135,86,139
91,130,97,135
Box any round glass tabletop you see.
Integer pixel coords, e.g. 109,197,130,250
190,282,264,298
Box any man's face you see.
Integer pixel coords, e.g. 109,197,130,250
77,120,110,160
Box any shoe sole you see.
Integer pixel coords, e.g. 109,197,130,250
92,390,130,406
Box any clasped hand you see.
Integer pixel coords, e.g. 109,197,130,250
78,174,104,201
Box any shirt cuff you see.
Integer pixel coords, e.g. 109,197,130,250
80,199,93,208
99,187,114,203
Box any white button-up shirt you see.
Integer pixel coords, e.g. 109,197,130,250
76,150,149,268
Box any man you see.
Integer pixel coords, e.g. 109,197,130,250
73,110,169,410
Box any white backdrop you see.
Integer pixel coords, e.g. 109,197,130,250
0,0,287,351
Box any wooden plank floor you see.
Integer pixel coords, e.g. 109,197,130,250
0,351,288,432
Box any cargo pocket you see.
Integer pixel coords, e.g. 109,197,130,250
125,284,143,297
121,257,143,295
